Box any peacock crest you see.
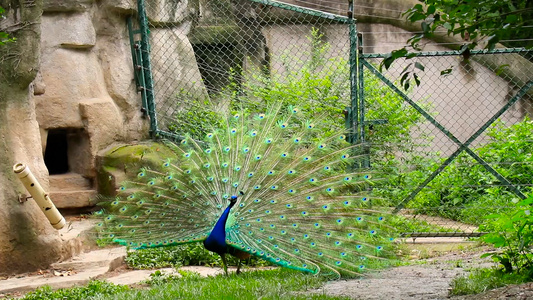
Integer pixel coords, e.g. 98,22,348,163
96,103,396,277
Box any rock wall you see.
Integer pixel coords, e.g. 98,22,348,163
0,0,206,274
35,0,147,180
35,0,208,182
0,0,65,276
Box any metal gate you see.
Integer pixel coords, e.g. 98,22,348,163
127,0,533,237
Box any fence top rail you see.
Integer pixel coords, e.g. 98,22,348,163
361,47,531,59
249,0,352,24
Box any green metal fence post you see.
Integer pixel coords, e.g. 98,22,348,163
137,0,158,136
347,0,364,169
127,16,148,116
348,0,358,145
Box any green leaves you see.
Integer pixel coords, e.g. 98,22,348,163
383,0,533,90
480,192,533,278
0,6,15,46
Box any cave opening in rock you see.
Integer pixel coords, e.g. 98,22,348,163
44,129,69,174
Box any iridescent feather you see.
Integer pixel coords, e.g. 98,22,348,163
95,104,395,277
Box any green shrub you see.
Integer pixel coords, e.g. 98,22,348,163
480,193,533,278
20,280,129,300
407,117,533,224
450,268,529,296
167,90,224,141
125,243,271,270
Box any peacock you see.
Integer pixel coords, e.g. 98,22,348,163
95,103,396,278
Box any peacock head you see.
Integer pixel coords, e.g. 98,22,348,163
229,191,244,205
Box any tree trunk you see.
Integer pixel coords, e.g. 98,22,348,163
0,0,63,275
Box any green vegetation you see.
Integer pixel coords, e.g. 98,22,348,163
480,193,533,278
404,0,533,51
125,243,271,270
404,118,533,225
18,269,350,300
450,268,530,296
0,6,15,46
18,280,130,300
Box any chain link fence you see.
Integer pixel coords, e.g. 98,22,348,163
131,0,533,236
361,49,533,236
137,0,355,142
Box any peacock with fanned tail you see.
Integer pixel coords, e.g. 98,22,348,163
95,104,396,277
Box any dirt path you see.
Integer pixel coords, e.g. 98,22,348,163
310,247,495,300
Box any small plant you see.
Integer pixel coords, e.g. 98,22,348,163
406,117,533,225
0,6,16,46
20,280,129,300
125,243,271,270
167,90,224,140
449,268,529,296
479,193,533,278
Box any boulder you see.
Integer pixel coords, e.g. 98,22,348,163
41,12,96,49
35,49,107,129
79,98,125,178
43,0,95,12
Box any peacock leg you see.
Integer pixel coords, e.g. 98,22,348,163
220,253,228,275
236,259,242,274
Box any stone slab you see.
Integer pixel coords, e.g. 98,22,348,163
49,190,98,208
49,173,92,191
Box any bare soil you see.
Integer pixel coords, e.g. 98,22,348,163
311,245,533,300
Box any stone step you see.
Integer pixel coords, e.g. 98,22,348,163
49,173,93,191
49,190,98,208
0,266,111,295
51,248,126,271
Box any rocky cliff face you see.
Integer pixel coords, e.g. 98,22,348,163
35,0,206,183
0,0,206,275
35,0,146,180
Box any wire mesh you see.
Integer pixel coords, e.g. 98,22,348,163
362,49,533,235
134,0,533,236
141,0,353,141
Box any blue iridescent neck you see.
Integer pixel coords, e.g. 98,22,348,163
203,196,238,255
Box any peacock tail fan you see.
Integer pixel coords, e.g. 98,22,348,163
94,103,398,277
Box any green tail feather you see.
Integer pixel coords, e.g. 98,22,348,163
95,103,397,277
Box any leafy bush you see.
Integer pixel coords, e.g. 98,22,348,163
125,243,271,270
406,117,533,224
480,193,533,278
167,90,224,141
0,6,15,46
20,280,128,300
449,268,529,296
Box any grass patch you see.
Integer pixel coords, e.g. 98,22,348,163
125,243,271,269
18,280,129,300
450,268,530,296
18,269,350,300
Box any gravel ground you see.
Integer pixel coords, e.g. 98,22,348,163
308,246,528,300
